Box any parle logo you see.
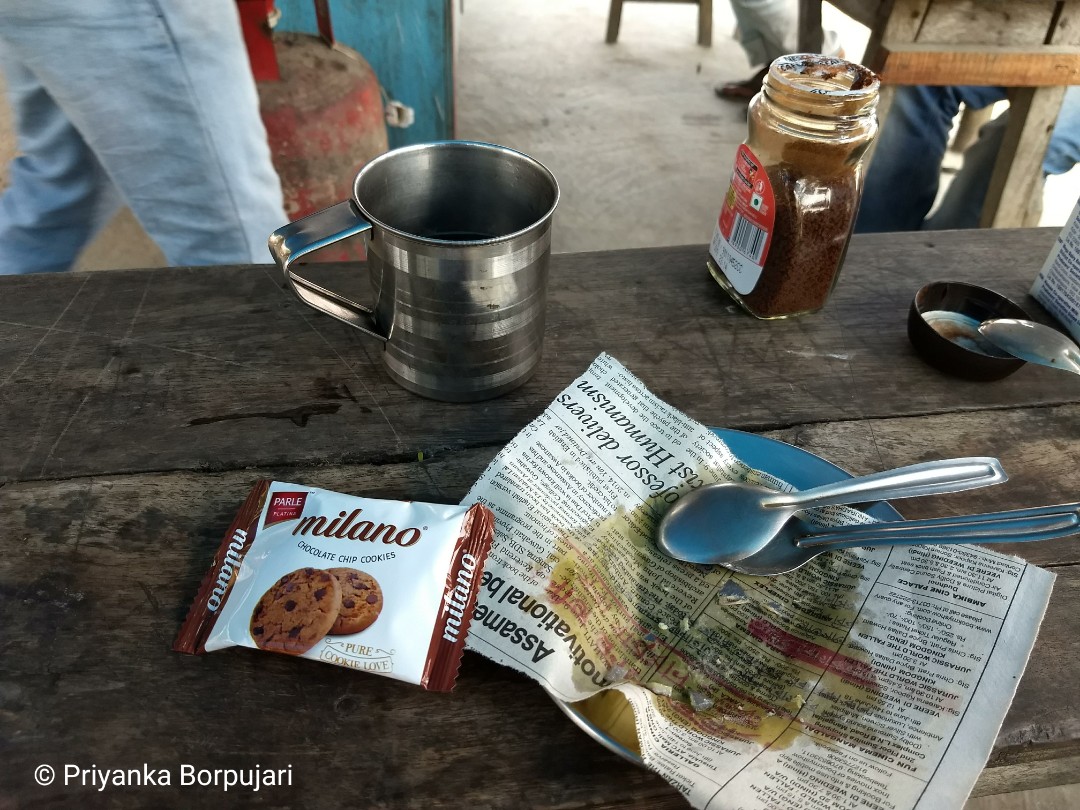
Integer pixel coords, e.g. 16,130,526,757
265,492,308,527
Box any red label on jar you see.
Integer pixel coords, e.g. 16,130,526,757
709,144,775,295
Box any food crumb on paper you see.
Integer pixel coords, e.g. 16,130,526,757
605,664,629,684
762,601,783,617
689,691,714,712
646,682,674,697
716,579,751,606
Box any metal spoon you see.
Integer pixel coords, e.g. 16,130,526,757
726,502,1080,576
978,318,1080,375
656,457,1007,565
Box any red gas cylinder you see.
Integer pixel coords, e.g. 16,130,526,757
256,32,388,262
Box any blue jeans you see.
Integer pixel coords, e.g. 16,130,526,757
856,85,1080,232
0,0,286,273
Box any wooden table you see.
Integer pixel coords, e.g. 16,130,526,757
799,0,1080,228
2,229,1078,807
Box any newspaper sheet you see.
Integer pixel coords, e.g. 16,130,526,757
462,354,1055,810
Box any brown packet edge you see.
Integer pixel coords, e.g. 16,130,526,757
421,503,496,692
172,479,271,655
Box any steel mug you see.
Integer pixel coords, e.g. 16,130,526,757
268,141,560,402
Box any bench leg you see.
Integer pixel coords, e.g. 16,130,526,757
981,86,1064,228
606,0,623,44
698,0,712,47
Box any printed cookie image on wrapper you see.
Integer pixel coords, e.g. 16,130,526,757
250,567,342,655
173,480,495,691
326,568,383,635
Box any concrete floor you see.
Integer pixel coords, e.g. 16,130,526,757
0,4,1076,804
457,0,756,254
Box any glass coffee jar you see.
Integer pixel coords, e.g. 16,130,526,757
708,54,880,319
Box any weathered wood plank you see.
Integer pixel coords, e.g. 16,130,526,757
973,746,1080,796
915,0,1059,47
3,400,1078,562
879,46,1080,86
880,0,931,43
0,230,1073,484
0,429,1076,806
1053,0,1080,47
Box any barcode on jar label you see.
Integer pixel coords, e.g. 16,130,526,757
729,213,767,262
710,143,775,295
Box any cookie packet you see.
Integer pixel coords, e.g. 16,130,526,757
173,480,495,691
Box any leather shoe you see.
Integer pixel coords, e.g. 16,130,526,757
714,66,768,101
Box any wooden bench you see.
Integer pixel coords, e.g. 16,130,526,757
606,0,714,46
798,0,1080,227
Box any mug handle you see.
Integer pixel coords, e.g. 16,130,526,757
268,201,388,342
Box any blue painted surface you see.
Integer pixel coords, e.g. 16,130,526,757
276,0,453,149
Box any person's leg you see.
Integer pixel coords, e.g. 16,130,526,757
149,0,286,263
926,87,1080,229
1043,86,1080,177
0,0,285,268
716,0,795,99
855,85,1006,233
0,55,122,274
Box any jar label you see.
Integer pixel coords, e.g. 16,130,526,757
709,144,775,295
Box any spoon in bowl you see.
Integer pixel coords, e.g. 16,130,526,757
725,502,1080,576
978,318,1080,375
655,457,1007,565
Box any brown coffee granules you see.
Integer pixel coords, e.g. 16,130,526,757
740,165,859,318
